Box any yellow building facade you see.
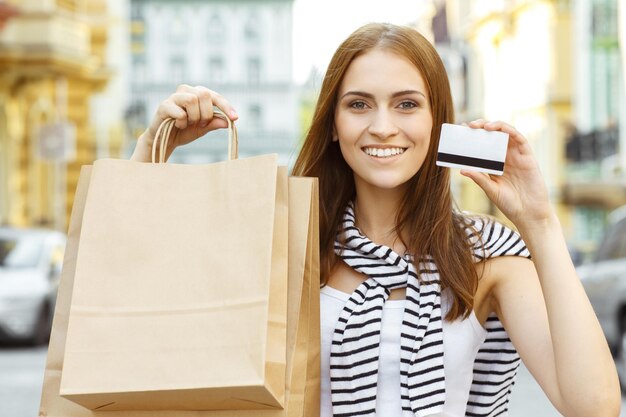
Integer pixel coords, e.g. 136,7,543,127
0,0,114,231
448,0,574,231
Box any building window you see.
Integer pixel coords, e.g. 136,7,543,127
171,56,186,83
125,101,147,139
209,57,224,83
591,1,618,39
244,13,260,41
208,13,225,42
133,57,147,84
170,14,186,42
590,0,620,129
249,104,262,129
131,4,143,20
247,57,261,85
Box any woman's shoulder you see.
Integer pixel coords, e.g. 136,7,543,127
455,212,531,261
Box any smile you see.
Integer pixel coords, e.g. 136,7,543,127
362,147,407,158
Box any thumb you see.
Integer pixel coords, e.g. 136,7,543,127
204,117,229,132
192,117,230,139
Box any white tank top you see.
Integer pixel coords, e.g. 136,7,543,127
320,285,487,417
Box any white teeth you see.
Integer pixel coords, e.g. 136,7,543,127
363,147,405,158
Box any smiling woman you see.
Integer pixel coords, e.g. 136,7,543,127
290,25,498,416
131,22,621,417
292,25,464,314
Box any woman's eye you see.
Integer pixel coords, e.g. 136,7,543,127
349,101,368,110
398,101,418,109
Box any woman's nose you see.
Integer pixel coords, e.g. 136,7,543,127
367,110,399,140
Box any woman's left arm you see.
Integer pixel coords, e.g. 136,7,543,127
462,120,621,417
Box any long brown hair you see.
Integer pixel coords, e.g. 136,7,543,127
292,23,481,321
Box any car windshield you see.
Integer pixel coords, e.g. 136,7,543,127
0,236,44,268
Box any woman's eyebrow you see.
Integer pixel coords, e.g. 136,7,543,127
340,90,426,100
340,91,375,100
391,89,426,99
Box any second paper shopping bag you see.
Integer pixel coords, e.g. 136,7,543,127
59,122,288,411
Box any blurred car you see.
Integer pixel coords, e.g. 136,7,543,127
578,205,626,390
567,243,585,266
0,227,66,345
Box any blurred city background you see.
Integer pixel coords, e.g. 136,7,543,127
1,0,626,415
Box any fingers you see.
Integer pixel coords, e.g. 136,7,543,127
194,87,215,127
177,84,238,121
467,119,528,147
157,100,186,122
169,92,201,129
160,85,237,130
207,89,239,121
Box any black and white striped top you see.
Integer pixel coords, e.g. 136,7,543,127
331,203,531,417
465,215,531,417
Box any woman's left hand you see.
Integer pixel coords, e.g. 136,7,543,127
460,119,555,230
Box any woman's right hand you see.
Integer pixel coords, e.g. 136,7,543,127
132,85,238,162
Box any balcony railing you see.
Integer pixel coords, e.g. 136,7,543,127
0,13,90,60
566,126,619,161
563,125,624,208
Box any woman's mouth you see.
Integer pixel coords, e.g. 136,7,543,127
362,147,407,158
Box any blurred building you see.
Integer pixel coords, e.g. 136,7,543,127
438,0,575,232
562,0,625,245
423,1,470,207
0,0,128,231
127,0,299,165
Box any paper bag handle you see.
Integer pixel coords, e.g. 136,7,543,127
151,106,239,163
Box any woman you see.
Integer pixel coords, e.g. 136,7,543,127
131,23,620,417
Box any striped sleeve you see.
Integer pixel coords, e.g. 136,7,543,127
464,217,531,417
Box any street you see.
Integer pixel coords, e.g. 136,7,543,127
0,346,48,417
1,345,626,416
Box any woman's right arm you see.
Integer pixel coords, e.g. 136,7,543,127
130,84,238,162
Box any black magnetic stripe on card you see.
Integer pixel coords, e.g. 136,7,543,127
437,152,504,171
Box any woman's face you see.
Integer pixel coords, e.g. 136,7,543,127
334,48,433,193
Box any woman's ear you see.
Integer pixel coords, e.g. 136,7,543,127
332,126,338,142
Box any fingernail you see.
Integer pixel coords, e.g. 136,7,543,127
229,110,238,119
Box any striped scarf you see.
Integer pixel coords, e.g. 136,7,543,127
331,203,445,417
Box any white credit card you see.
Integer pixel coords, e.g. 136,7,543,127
436,123,509,176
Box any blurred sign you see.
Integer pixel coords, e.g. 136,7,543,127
37,122,76,161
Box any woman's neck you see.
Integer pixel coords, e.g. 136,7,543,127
353,184,406,249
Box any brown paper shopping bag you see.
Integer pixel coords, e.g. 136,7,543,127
57,112,289,411
39,113,320,416
39,171,320,417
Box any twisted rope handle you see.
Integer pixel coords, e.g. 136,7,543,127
151,106,238,163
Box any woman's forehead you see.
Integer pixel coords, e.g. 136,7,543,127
339,49,428,97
